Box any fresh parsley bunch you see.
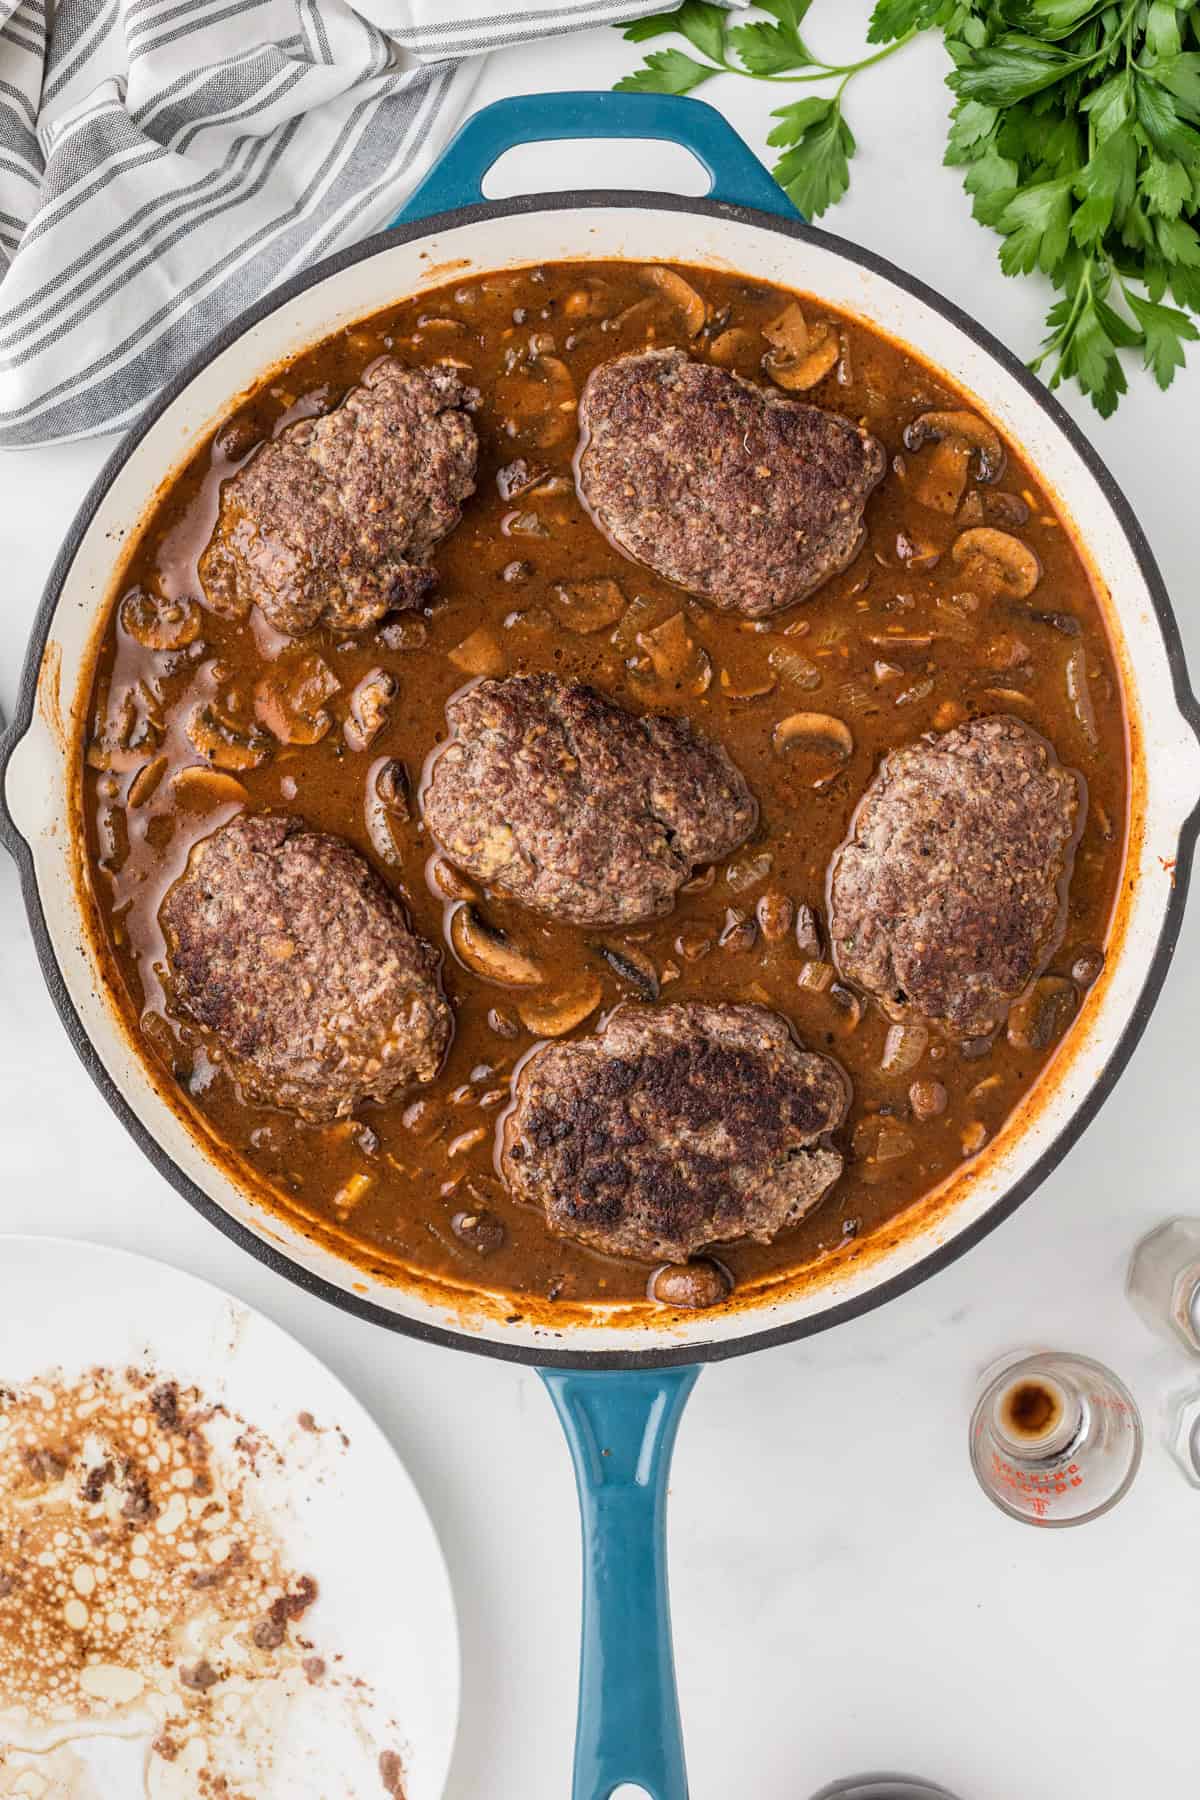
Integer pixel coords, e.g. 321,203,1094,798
617,2,914,220
617,1,1200,414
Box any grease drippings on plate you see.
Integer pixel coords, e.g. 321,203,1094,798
0,1367,405,1798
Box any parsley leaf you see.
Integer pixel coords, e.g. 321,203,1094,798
1002,0,1108,38
1072,130,1137,246
867,0,955,45
727,19,813,74
620,9,690,44
944,99,999,161
614,49,717,96
674,1,728,66
997,176,1075,274
770,98,856,216
1125,288,1200,386
950,39,1094,109
1143,153,1194,219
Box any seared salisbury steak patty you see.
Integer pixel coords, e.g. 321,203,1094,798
424,673,758,926
828,714,1083,1040
576,348,885,617
160,813,452,1120
199,361,478,635
501,1002,849,1262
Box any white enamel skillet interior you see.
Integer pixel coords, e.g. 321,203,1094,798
4,193,1200,1370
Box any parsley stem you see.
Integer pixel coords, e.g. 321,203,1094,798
712,27,916,83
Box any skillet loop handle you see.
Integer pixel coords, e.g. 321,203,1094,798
542,1365,700,1800
391,91,798,226
0,707,23,861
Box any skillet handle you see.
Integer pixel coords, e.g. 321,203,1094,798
391,91,798,226
0,707,23,861
542,1364,700,1800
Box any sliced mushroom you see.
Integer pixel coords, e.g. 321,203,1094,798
707,327,759,367
496,458,546,501
903,410,1004,483
649,1260,732,1310
772,711,854,787
503,509,549,540
119,589,202,652
126,755,167,808
449,627,506,678
495,352,576,448
719,907,758,953
186,703,271,771
951,528,1040,600
766,323,839,392
756,891,795,943
170,765,250,810
344,668,397,753
895,531,941,571
794,902,823,958
430,856,477,901
983,489,1030,526
563,280,611,319
680,865,716,896
375,757,410,818
254,654,340,746
1007,976,1077,1051
611,592,676,655
595,941,660,1002
451,1209,506,1255
379,615,429,652
86,681,164,771
725,850,773,894
1065,642,1099,747
907,439,972,513
908,1077,948,1122
881,1021,929,1076
450,905,541,988
633,610,712,695
719,666,776,703
517,972,603,1038
768,646,822,692
829,982,864,1033
640,265,707,336
762,303,809,361
550,578,626,634
1072,946,1105,987
895,677,934,708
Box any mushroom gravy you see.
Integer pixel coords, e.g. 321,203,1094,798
79,260,1130,1313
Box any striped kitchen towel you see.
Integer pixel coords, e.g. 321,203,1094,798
0,0,681,449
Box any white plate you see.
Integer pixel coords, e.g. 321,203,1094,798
0,1236,459,1798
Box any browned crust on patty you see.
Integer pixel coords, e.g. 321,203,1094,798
576,348,886,617
500,1002,849,1262
828,713,1084,1039
199,360,478,635
424,673,758,926
160,812,452,1120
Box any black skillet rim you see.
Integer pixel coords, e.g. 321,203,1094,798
2,191,1198,1370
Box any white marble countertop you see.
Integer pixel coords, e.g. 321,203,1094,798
3,9,1199,1797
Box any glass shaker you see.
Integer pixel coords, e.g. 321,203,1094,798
1126,1218,1200,1355
969,1349,1142,1526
